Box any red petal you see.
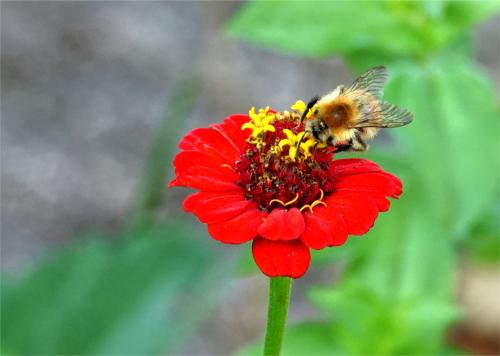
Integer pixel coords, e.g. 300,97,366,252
183,191,252,224
169,151,240,191
252,238,311,278
178,127,240,164
330,158,384,176
325,192,379,235
207,207,267,244
333,172,399,211
175,142,227,167
331,159,403,198
211,115,251,152
257,208,305,241
364,195,391,212
334,172,395,194
386,173,403,198
301,206,348,250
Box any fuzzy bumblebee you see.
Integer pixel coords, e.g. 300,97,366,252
302,66,413,152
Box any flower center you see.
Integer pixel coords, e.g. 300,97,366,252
234,104,334,212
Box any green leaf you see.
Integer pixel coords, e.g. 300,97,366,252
307,282,460,354
227,1,500,61
385,57,500,236
227,1,423,59
463,201,500,263
442,1,500,32
1,223,234,355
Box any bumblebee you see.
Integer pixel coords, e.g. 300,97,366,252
301,66,413,152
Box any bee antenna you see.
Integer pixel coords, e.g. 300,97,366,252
295,130,309,153
300,96,320,122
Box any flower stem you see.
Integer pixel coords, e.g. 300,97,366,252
263,277,292,356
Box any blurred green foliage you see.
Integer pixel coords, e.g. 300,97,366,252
464,202,500,262
229,1,499,354
1,224,233,355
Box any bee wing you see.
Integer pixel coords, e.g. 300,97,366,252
354,102,413,128
344,66,388,99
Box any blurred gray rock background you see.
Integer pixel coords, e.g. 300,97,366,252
1,0,498,277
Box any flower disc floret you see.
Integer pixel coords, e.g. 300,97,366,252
234,115,333,211
241,106,276,138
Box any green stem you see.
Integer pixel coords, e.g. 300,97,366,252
263,277,292,356
127,74,200,230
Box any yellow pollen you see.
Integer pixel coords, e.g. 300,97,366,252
269,193,299,207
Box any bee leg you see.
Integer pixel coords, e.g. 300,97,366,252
300,96,320,122
352,131,368,151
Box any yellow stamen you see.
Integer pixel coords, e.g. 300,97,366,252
221,164,233,171
278,130,307,160
291,100,306,114
312,200,327,209
269,193,299,207
242,106,276,139
300,200,327,213
299,204,311,213
317,188,324,201
299,137,317,157
299,189,326,213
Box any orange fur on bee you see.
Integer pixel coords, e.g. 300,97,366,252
319,96,358,135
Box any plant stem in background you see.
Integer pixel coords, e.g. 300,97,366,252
129,74,201,230
264,277,292,356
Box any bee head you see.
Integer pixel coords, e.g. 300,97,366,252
311,121,326,140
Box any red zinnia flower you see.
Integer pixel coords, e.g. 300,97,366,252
169,105,402,278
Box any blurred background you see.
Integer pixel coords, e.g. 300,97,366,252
1,1,499,355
